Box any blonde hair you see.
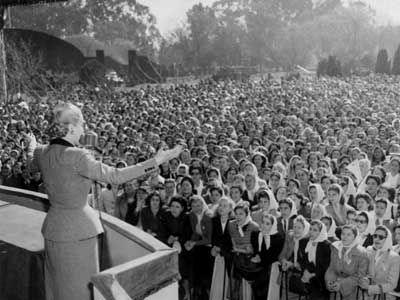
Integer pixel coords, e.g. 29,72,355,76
47,102,83,138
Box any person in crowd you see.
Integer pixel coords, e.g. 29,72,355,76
210,197,234,300
25,102,182,300
321,215,339,242
125,184,149,227
356,211,375,248
325,184,351,226
359,225,400,300
186,195,213,300
162,196,192,300
250,213,284,300
277,198,297,237
251,188,279,225
325,224,369,300
297,220,331,300
140,192,166,241
228,202,259,300
279,215,310,273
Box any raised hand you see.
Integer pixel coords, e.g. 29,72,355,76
155,144,183,165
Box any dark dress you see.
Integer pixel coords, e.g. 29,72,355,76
188,212,214,300
161,211,192,280
211,216,233,272
298,238,331,300
250,231,285,300
140,206,166,241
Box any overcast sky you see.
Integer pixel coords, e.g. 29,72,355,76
139,0,400,36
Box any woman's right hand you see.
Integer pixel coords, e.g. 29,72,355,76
359,277,369,290
23,132,37,149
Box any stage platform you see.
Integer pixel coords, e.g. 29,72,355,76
0,186,179,300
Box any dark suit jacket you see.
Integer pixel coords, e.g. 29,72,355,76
251,231,285,268
298,238,331,290
211,215,233,257
277,215,296,237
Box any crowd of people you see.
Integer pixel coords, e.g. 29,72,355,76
3,74,400,300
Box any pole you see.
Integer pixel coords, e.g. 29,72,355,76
0,7,8,105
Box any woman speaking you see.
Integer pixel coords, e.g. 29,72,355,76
25,102,182,300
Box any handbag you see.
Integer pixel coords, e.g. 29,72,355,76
232,253,264,281
288,271,310,296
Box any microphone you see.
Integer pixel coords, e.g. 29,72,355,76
80,131,98,149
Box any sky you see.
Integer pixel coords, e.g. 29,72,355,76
139,0,400,36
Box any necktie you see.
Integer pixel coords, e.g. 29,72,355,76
283,219,287,232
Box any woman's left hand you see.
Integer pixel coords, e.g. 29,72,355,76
250,254,261,263
155,145,183,165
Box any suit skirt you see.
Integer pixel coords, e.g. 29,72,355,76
44,237,99,300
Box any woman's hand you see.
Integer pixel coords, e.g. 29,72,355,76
250,254,261,263
293,262,301,271
281,259,293,271
331,281,341,292
23,132,37,150
359,277,369,290
167,235,176,245
155,145,183,165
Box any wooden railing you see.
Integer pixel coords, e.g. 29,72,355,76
0,185,179,300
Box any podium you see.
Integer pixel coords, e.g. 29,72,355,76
0,186,179,300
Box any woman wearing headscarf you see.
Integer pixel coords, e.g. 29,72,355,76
321,215,339,242
297,220,331,300
251,188,279,225
325,184,352,226
250,213,285,300
359,226,400,300
384,157,400,189
287,155,302,179
228,202,259,300
308,183,326,206
279,215,310,273
186,195,213,300
325,224,369,300
210,197,234,300
356,211,375,248
311,203,327,221
373,198,396,233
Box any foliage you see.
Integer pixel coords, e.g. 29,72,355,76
391,45,400,75
317,55,342,77
10,0,162,57
375,49,391,74
79,59,106,86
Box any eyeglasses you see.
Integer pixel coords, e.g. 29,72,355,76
373,234,387,240
355,219,367,224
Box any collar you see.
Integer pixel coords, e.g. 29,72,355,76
50,138,74,147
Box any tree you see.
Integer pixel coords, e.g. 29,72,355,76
392,44,400,75
326,55,342,76
79,59,105,86
375,49,391,74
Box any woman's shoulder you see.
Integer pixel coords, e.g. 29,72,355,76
352,245,368,257
248,220,260,231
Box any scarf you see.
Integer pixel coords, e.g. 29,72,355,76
358,212,375,243
293,218,310,264
258,215,279,251
238,214,252,237
309,184,325,204
372,227,393,266
326,216,337,238
332,234,360,265
305,221,328,264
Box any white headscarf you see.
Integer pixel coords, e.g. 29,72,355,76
258,214,279,251
238,213,252,237
309,184,325,203
343,176,357,204
332,227,360,264
358,211,375,241
293,216,310,264
324,216,337,238
305,221,328,264
311,203,327,220
368,226,393,270
264,188,279,211
287,198,298,217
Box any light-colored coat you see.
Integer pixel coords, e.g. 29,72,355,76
29,141,157,241
325,245,369,300
366,248,400,300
